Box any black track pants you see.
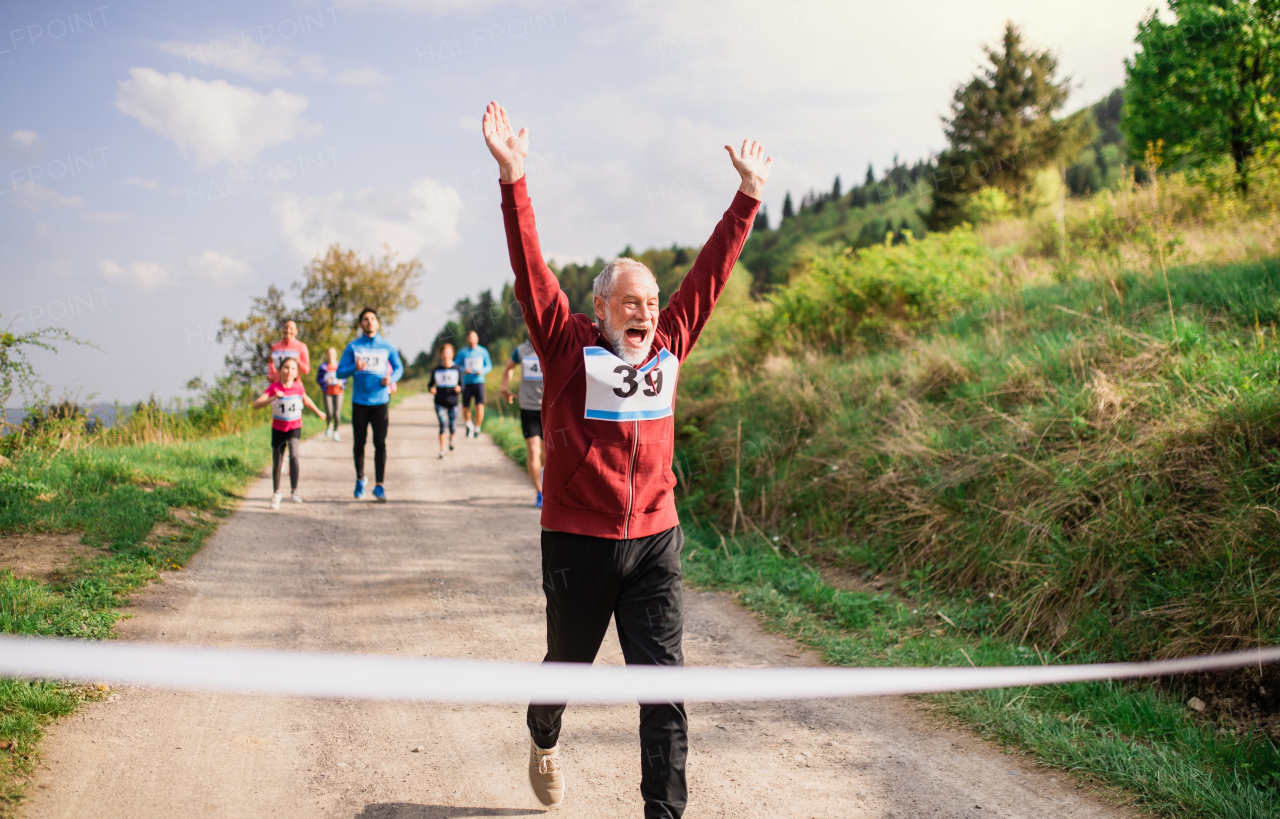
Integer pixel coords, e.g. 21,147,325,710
528,526,687,819
350,402,389,483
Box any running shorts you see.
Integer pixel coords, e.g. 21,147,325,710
462,383,485,407
271,427,302,448
520,408,543,440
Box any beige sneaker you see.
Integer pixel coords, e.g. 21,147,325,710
528,740,564,807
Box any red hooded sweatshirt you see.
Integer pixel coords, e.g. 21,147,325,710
501,176,759,540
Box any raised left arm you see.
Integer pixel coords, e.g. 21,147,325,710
658,139,770,359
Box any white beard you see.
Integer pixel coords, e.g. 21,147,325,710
599,317,654,367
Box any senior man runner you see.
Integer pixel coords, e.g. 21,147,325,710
483,101,769,818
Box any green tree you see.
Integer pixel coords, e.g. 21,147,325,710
218,244,423,387
1123,0,1280,193
216,286,292,389
781,192,794,220
930,22,1095,228
0,317,85,419
831,175,842,199
294,245,424,354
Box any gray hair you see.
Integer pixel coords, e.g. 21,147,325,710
592,257,657,301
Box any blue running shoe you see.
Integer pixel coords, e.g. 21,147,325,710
354,476,367,499
373,484,387,503
536,491,543,509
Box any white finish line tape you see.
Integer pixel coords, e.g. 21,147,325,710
0,636,1276,705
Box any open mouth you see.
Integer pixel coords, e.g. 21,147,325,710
625,327,647,345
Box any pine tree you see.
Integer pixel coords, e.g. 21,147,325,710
930,22,1095,229
781,192,794,220
832,175,842,200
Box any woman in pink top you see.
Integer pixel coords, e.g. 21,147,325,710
252,357,325,508
267,320,312,383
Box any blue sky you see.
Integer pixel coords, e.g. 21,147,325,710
1,0,1164,404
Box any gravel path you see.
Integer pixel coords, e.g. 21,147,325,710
23,394,1138,818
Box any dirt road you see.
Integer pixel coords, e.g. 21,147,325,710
23,394,1136,818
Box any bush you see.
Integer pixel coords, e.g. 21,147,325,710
750,226,995,355
966,187,1013,226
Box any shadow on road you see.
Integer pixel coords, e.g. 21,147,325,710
355,806,543,818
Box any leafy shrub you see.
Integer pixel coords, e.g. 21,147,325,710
750,226,995,355
966,186,1013,226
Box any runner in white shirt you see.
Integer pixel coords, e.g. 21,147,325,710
500,338,546,507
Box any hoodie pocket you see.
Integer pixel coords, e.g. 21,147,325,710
560,437,629,515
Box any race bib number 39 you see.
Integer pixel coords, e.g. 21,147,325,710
582,347,678,422
355,349,388,375
272,395,303,422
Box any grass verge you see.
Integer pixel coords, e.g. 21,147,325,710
681,525,1280,819
0,414,324,812
484,414,528,468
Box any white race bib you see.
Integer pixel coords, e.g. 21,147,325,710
271,349,299,370
582,347,678,422
271,393,303,422
521,355,543,381
355,348,389,375
434,369,460,389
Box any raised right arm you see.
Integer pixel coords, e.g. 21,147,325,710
485,101,574,361
501,178,573,361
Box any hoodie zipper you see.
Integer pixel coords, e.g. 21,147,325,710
623,420,639,539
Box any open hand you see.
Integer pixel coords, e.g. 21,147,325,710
483,101,529,183
724,139,772,199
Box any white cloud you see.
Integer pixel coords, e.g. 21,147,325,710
86,212,130,223
0,129,45,161
188,250,249,284
335,67,389,86
9,180,83,211
115,68,320,168
156,38,293,80
298,54,327,78
272,177,462,260
101,259,171,288
50,256,74,277
123,177,158,190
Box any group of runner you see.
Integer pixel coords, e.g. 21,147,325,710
252,100,768,819
255,313,549,507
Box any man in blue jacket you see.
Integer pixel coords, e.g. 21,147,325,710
456,330,492,438
336,307,404,502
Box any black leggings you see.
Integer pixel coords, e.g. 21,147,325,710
351,402,389,483
271,428,301,492
529,526,687,819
